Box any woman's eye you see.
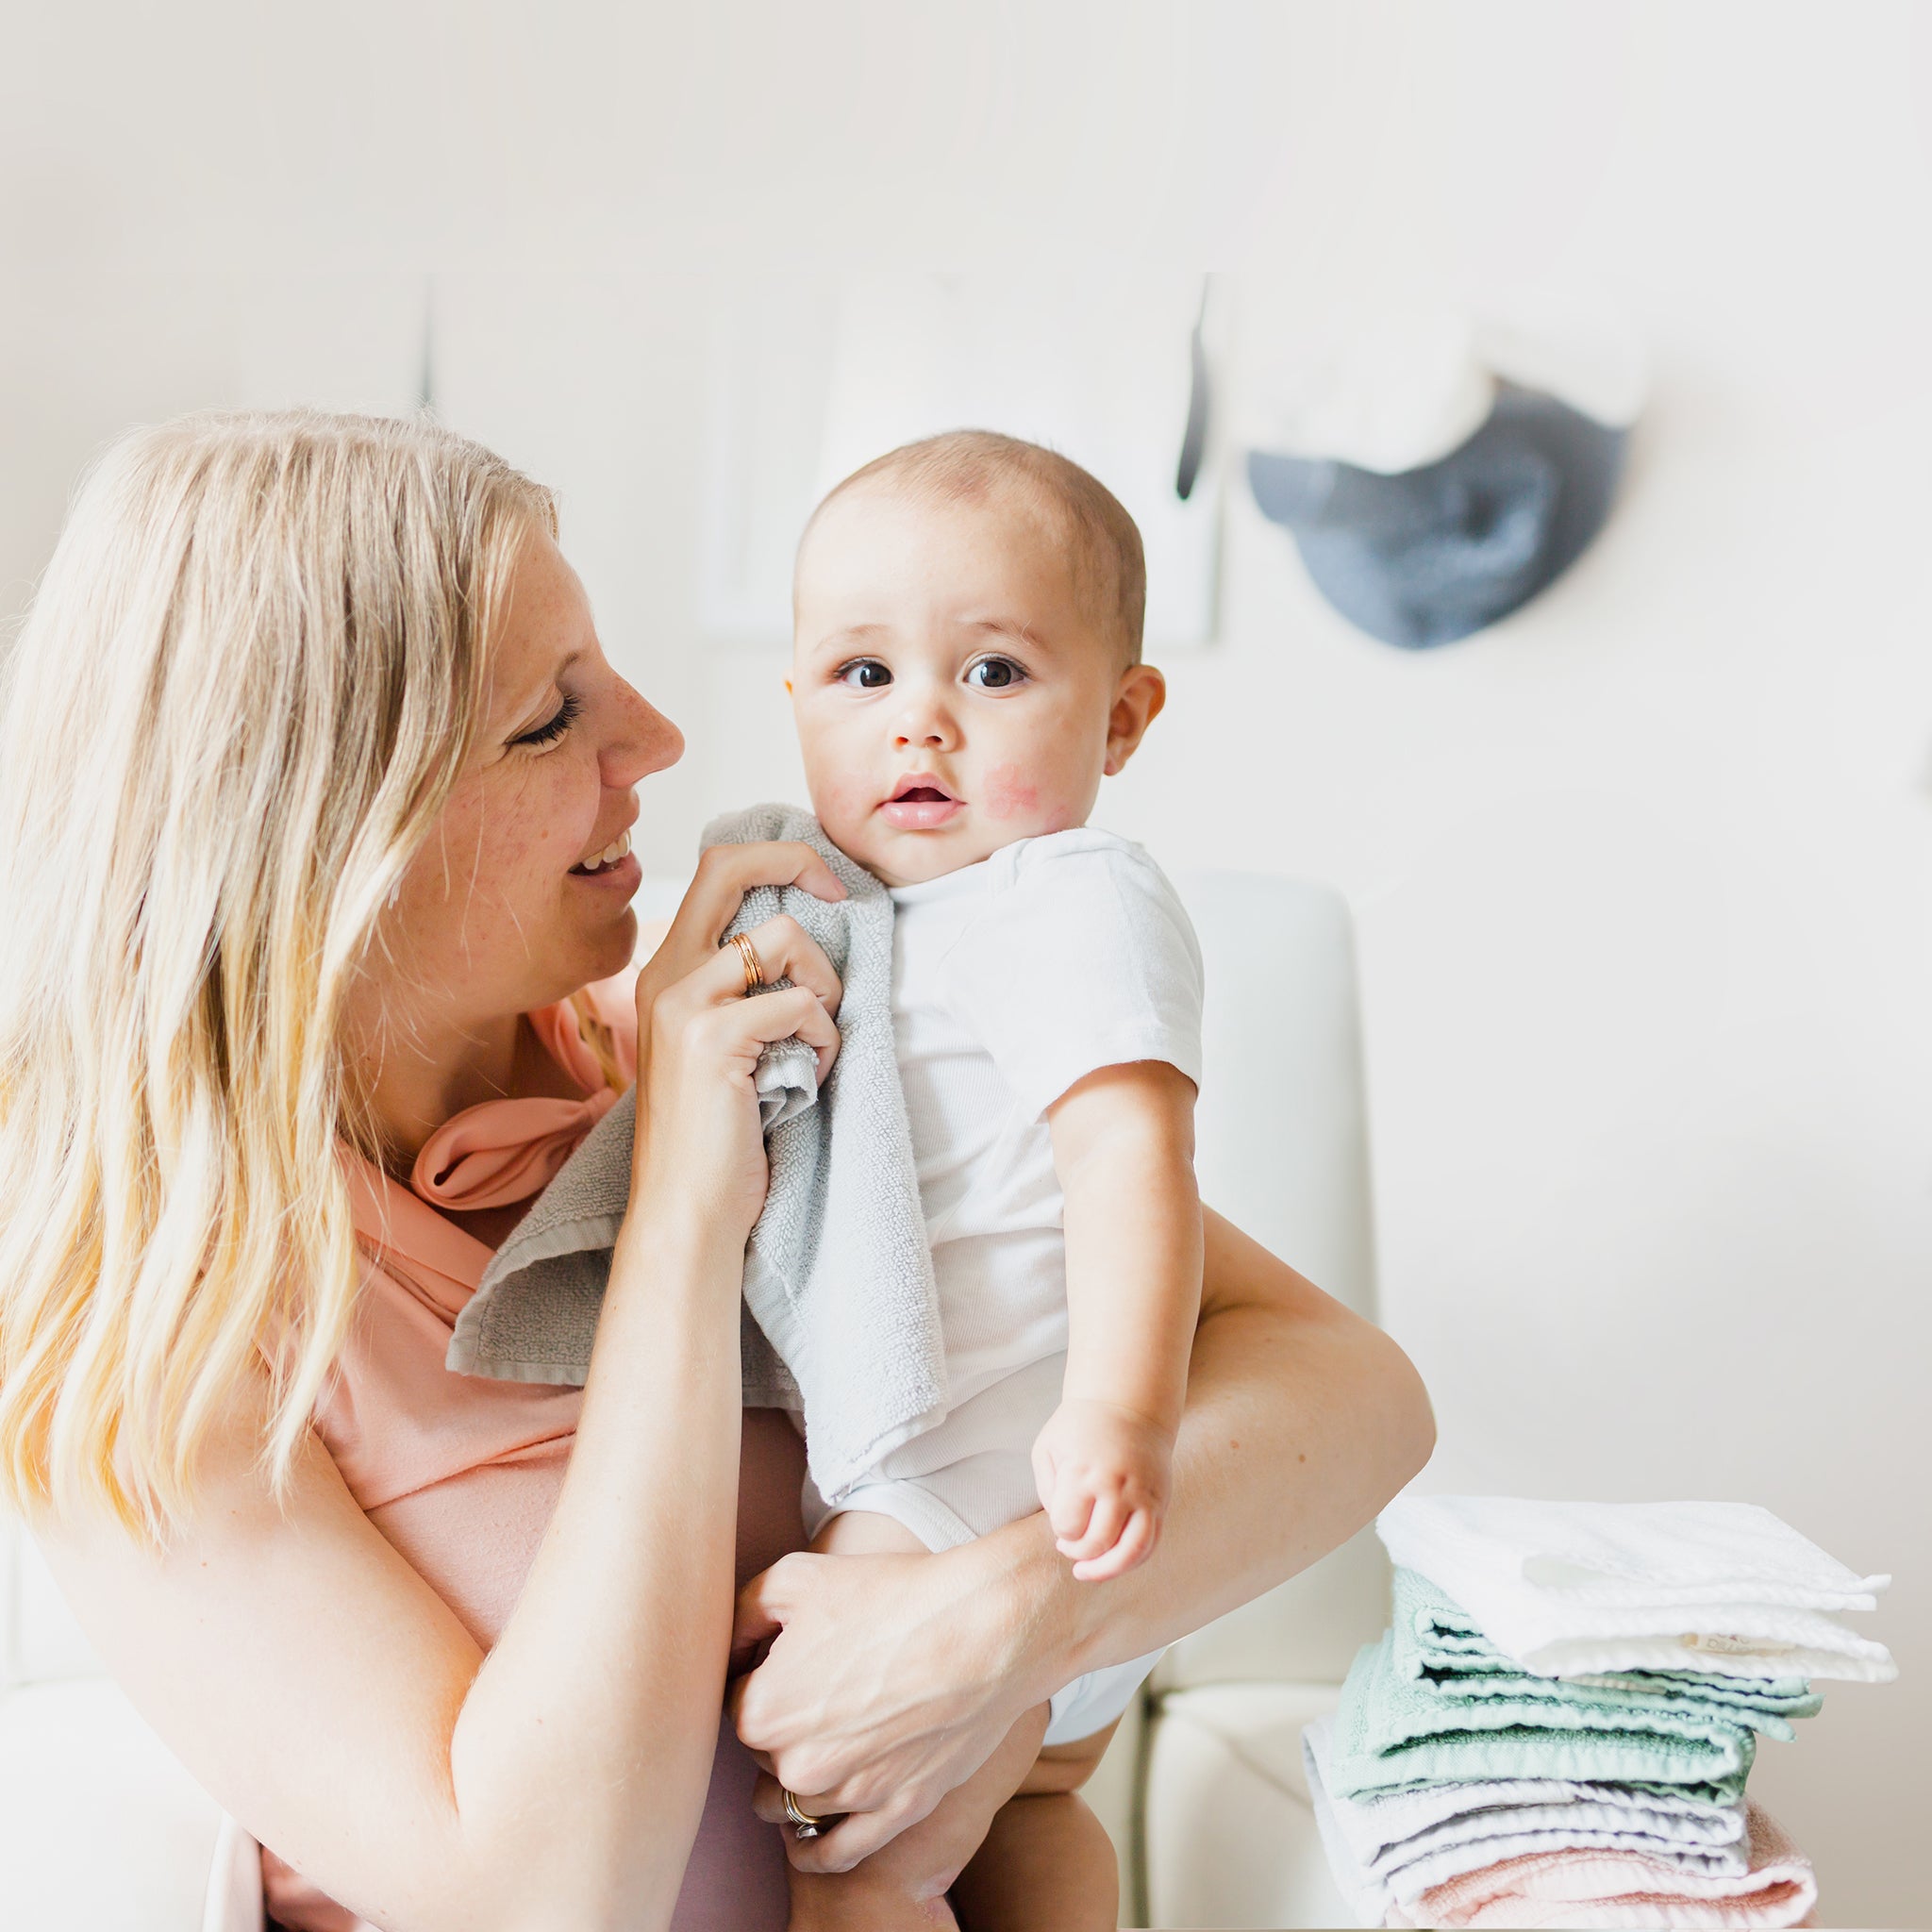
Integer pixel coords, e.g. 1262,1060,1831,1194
837,659,892,690
966,657,1024,691
513,691,582,747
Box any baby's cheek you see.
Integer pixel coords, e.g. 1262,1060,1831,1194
982,762,1043,823
807,770,874,844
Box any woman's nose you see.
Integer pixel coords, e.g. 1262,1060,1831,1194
604,682,685,786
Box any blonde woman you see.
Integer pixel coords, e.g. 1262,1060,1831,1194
0,411,1432,1932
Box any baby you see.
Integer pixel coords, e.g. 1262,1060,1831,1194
777,431,1206,1930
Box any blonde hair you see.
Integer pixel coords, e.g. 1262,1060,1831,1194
804,429,1147,663
0,410,557,1537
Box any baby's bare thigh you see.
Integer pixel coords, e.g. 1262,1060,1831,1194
812,1509,933,1557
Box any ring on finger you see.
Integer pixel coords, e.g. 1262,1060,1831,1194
781,1788,825,1840
726,930,766,996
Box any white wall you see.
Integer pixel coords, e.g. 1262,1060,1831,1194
3,3,1925,1924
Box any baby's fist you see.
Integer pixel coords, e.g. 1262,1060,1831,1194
1031,1398,1174,1582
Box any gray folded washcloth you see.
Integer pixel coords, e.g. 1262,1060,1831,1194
447,804,949,1502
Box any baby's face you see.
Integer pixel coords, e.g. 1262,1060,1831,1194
790,481,1158,888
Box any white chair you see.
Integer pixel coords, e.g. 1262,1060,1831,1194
0,869,1388,1930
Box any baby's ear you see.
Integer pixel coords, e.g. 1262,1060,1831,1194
1104,664,1167,776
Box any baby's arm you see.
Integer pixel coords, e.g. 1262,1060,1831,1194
1036,1059,1203,1581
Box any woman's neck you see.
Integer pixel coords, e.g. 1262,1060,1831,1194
356,1008,530,1174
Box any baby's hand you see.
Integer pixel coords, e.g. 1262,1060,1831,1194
1031,1398,1174,1582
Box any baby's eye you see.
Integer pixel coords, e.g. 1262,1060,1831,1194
837,658,892,690
966,657,1024,691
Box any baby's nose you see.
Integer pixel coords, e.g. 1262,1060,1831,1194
892,697,956,748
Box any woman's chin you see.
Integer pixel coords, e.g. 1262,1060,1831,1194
560,900,641,992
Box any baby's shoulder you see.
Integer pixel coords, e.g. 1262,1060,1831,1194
987,825,1174,896
963,829,1199,970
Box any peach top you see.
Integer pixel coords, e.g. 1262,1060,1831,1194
261,974,791,1932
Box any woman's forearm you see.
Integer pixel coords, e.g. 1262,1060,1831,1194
992,1207,1434,1706
730,1208,1433,1868
447,1204,745,1926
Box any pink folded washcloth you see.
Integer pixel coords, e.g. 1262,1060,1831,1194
1402,1800,1816,1928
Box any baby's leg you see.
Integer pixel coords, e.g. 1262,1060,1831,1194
783,1509,1046,1932
949,1723,1122,1932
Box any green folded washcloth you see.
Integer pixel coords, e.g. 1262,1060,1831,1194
1391,1567,1823,1739
1326,1633,1757,1804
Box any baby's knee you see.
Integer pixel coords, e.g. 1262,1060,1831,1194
1018,1715,1120,1795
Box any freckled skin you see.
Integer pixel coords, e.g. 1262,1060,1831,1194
377,530,682,1032
789,480,1166,887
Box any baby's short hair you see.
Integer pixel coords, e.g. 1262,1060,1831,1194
807,429,1147,664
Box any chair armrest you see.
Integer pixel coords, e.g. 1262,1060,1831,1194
0,1679,257,1932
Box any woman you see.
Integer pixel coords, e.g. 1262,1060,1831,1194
0,411,1431,1932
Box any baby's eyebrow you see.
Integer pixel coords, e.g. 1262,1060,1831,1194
807,623,891,655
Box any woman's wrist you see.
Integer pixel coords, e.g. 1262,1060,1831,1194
960,1507,1095,1714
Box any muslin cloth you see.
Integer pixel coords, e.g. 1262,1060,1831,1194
1304,1716,1753,1919
1391,1568,1823,1733
1404,1799,1816,1929
1324,1633,1757,1804
1376,1497,1896,1683
448,805,950,1504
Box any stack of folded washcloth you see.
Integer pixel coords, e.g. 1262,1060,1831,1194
1304,1498,1897,1928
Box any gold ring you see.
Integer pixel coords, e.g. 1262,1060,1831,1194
728,930,765,996
782,1787,825,1840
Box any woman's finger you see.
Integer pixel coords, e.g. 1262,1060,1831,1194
684,841,847,940
671,917,842,1021
782,1798,926,1875
735,914,843,1015
704,986,840,1067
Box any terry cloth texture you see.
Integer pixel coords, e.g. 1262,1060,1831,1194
1304,1717,1754,1920
448,806,950,1504
1401,1798,1816,1929
1376,1496,1897,1683
1324,1633,1757,1806
1391,1569,1823,1732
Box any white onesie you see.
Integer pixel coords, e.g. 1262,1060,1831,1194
801,826,1205,1742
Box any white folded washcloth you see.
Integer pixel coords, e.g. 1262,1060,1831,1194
1376,1496,1896,1682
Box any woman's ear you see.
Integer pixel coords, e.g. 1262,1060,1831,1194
1103,664,1167,776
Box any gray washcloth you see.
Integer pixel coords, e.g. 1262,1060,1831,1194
446,804,949,1503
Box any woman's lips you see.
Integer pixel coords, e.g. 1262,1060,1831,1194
568,851,641,893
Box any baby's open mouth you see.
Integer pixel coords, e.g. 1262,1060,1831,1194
881,775,965,828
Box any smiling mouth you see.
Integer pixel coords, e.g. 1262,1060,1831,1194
570,827,634,875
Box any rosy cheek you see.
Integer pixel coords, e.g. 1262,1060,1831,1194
811,771,872,834
982,762,1042,822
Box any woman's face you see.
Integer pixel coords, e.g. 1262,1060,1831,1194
378,527,682,1031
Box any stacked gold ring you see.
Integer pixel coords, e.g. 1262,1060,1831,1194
781,1788,824,1840
728,930,765,996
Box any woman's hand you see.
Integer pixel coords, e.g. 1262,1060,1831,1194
728,1541,1043,1872
730,1209,1434,1870
627,842,846,1240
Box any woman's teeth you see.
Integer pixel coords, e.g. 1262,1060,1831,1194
573,829,631,874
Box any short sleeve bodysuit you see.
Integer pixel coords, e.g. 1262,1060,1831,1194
806,828,1204,1561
